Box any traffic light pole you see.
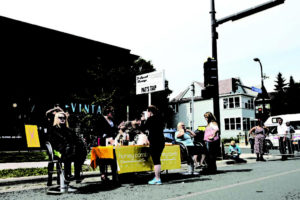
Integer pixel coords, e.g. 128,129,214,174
209,0,284,158
210,0,285,122
210,0,220,126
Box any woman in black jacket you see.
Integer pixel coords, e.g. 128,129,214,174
142,105,165,185
48,112,87,182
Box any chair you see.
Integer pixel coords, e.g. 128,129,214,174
175,141,190,164
45,141,76,194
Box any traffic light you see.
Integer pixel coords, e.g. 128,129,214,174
256,107,263,120
203,57,218,88
232,78,239,93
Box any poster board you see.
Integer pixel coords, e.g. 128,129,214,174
24,125,40,148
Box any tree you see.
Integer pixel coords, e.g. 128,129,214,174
71,56,173,137
274,72,287,92
271,72,288,115
286,76,300,113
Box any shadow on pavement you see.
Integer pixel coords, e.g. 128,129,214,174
215,169,252,174
76,172,211,194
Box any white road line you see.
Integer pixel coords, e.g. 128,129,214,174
166,168,300,200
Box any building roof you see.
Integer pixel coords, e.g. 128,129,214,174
171,78,254,103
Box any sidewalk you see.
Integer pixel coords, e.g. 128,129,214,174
0,153,284,187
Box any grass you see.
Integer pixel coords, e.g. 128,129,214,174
0,164,94,179
0,151,49,163
0,167,49,179
0,151,93,178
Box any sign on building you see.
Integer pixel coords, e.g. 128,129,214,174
136,70,165,95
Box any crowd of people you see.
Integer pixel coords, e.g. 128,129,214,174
44,103,223,185
248,117,296,161
45,103,297,186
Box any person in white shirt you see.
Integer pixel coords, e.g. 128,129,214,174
277,118,288,160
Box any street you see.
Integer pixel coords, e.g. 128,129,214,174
0,154,299,200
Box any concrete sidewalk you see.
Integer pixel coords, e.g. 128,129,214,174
0,160,91,170
0,153,285,187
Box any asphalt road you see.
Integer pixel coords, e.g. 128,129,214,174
0,155,299,200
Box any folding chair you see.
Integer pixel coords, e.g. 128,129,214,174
45,141,76,194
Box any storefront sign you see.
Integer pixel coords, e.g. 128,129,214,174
65,103,101,114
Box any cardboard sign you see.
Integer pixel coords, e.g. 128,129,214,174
25,125,40,148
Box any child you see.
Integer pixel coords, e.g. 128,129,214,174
229,140,242,161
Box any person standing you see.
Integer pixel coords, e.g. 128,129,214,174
95,106,118,181
203,112,219,174
286,121,295,156
277,118,288,160
248,131,255,154
142,105,165,185
249,119,266,161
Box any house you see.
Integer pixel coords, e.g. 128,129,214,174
170,78,258,139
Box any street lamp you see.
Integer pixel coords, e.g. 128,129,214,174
253,58,266,119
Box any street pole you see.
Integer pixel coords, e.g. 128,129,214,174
210,0,221,129
191,82,195,130
254,58,266,119
210,0,223,161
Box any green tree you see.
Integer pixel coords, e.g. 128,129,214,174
71,56,173,136
286,76,300,114
271,72,288,115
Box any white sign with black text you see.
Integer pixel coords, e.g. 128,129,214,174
136,70,165,95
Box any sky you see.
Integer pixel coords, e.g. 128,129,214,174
1,0,299,99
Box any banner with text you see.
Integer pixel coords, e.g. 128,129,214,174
115,145,180,174
136,70,165,95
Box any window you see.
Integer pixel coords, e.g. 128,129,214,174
248,99,254,109
223,97,241,109
223,98,228,109
236,118,241,130
229,98,234,108
235,97,240,108
243,98,254,109
225,117,241,130
243,118,251,131
230,118,235,130
225,118,230,130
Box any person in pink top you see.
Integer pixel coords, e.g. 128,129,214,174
203,112,219,174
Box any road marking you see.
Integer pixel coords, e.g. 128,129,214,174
166,168,300,200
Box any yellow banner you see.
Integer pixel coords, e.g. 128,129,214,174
115,145,181,174
25,125,40,148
